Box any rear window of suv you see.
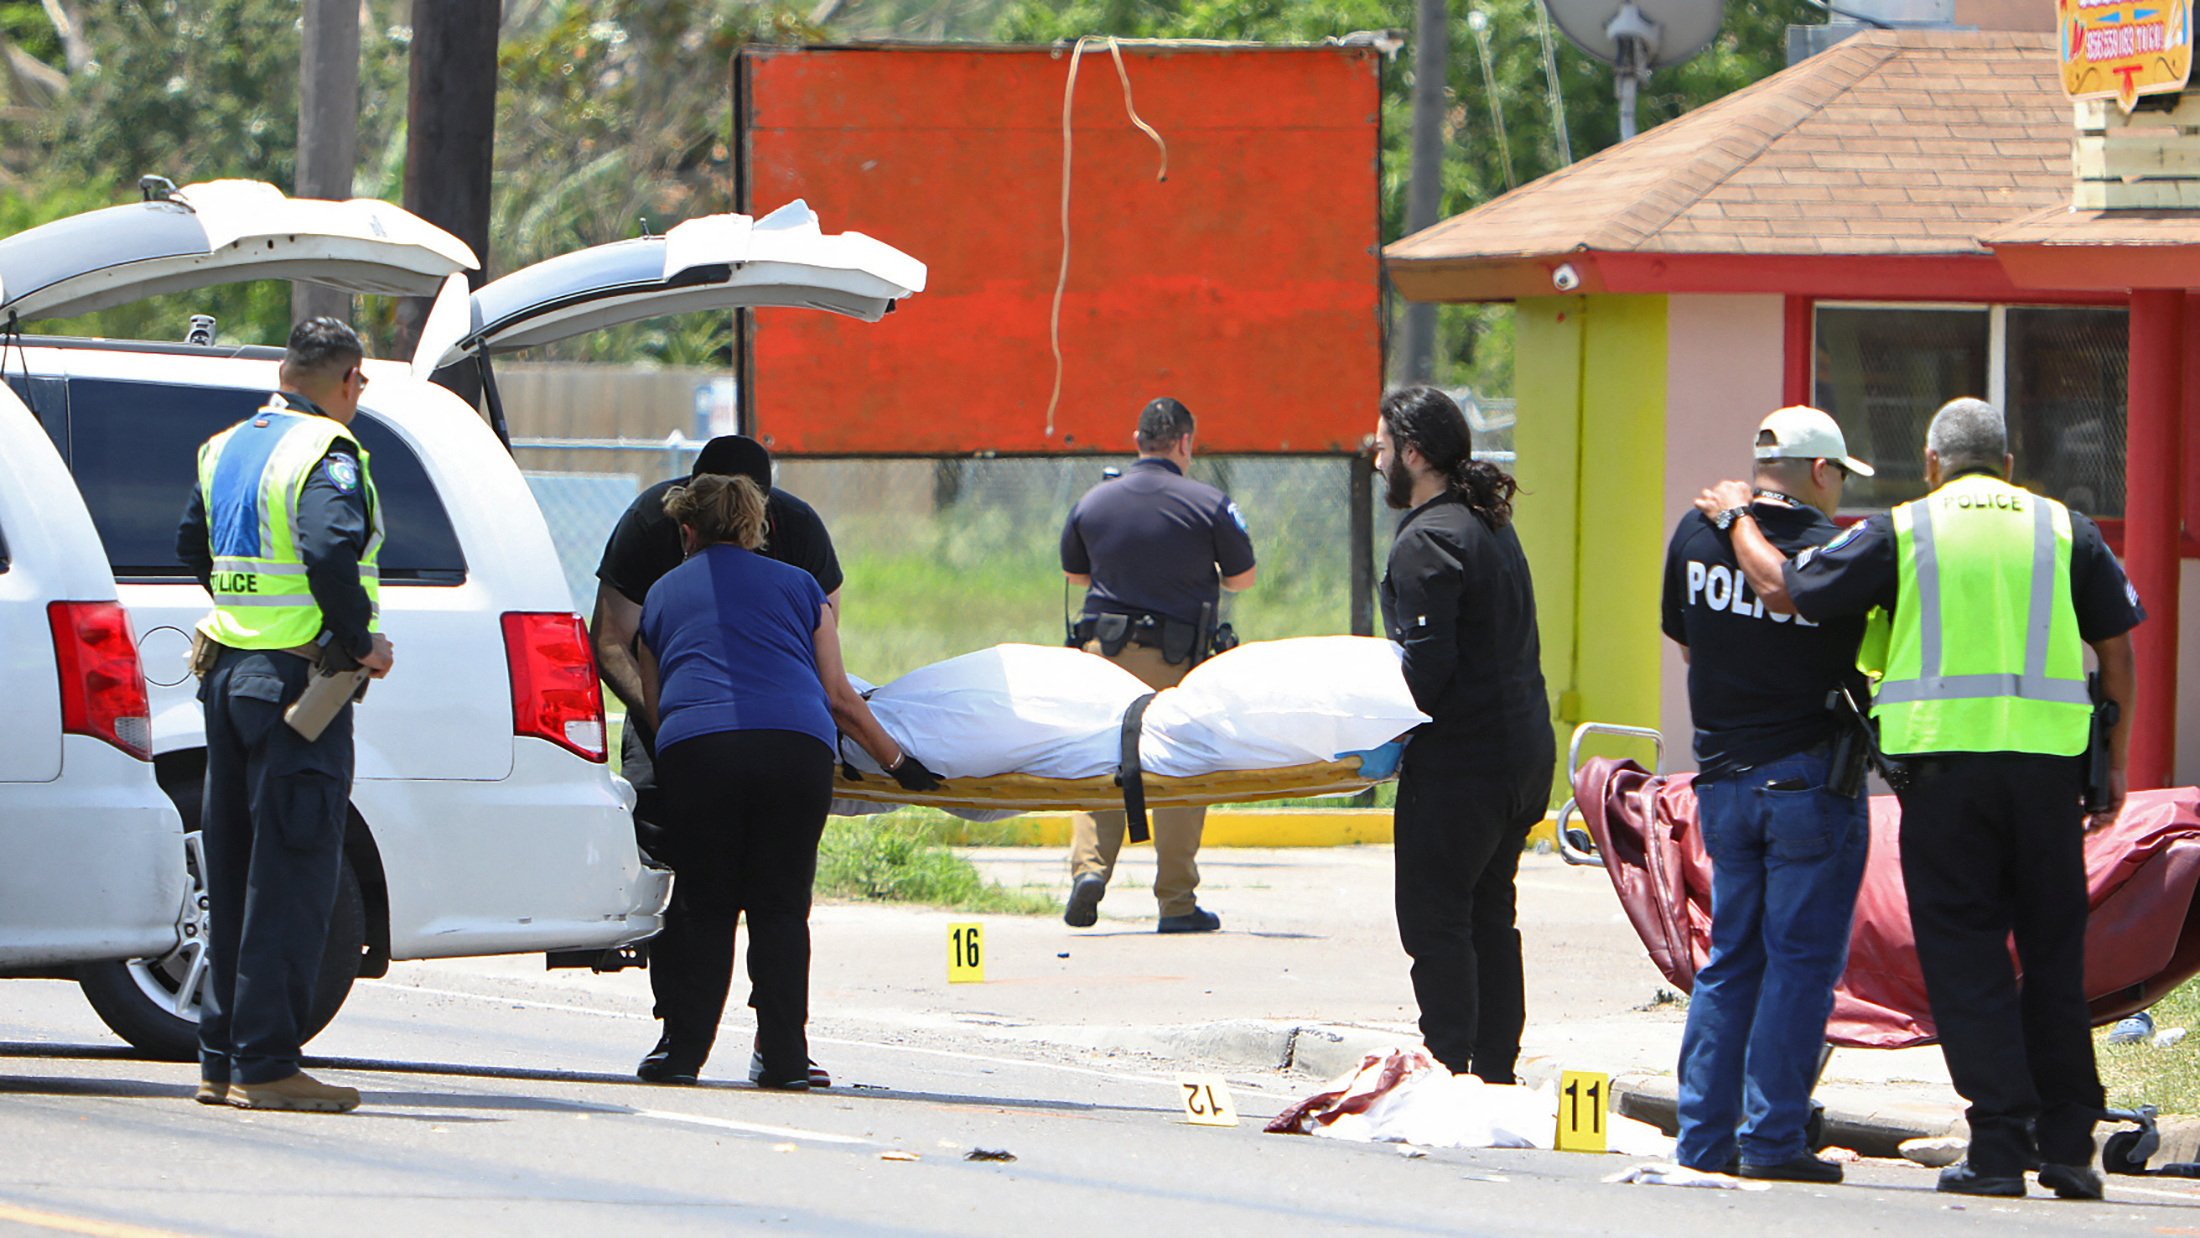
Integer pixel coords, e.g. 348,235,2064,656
63,378,467,583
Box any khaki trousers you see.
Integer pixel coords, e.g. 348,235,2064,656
1068,639,1205,917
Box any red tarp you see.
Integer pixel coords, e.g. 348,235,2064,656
1571,757,2200,1049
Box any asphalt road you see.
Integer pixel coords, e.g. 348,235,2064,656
2,957,2194,1237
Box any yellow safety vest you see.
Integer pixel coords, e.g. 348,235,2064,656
1863,473,2088,757
194,398,383,650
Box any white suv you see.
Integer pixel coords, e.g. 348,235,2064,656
0,395,187,976
0,182,923,1057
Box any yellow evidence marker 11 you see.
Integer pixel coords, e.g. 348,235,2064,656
947,921,984,983
1176,1075,1239,1127
1555,1070,1609,1153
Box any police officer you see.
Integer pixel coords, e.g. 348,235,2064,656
589,434,841,1088
1713,397,2140,1201
1059,397,1256,932
176,318,393,1113
1374,386,1552,1083
1662,407,1874,1184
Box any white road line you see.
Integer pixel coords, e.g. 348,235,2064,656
379,981,1274,1093
2093,1181,2200,1202
625,1108,877,1146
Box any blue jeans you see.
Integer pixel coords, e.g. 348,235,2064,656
1674,747,1869,1170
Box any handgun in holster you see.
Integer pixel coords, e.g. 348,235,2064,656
1831,683,1908,795
2085,671,2122,816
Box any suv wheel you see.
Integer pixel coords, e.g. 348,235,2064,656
77,829,365,1061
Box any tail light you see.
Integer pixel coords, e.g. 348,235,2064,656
502,612,607,762
48,600,153,760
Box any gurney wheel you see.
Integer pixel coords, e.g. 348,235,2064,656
1804,1101,1825,1152
2104,1129,2151,1176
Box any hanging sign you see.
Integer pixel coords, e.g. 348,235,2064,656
2061,0,2193,111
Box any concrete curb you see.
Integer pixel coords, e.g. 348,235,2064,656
1606,1075,1964,1160
929,809,1562,850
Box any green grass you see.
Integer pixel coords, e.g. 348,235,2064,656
815,809,1057,914
2098,978,2200,1116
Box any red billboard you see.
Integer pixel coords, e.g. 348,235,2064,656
737,43,1383,455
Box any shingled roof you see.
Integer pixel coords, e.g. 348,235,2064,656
1386,30,2069,271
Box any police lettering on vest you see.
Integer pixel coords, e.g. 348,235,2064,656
1867,475,2085,757
1782,471,2146,760
194,398,384,651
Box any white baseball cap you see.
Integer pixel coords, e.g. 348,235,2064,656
1754,405,1874,477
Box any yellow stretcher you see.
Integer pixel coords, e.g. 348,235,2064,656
831,754,1386,813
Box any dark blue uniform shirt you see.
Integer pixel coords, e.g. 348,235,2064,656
1060,458,1256,627
1661,495,1865,781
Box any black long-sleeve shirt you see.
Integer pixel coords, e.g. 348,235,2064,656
1379,491,1553,777
177,403,376,660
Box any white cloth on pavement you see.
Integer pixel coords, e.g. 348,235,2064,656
1265,1048,1674,1157
1604,1163,1769,1190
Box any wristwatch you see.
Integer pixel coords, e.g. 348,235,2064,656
1711,504,1752,532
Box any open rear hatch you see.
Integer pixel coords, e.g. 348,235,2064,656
408,199,926,376
0,179,478,320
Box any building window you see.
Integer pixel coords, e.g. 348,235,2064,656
1812,304,2129,517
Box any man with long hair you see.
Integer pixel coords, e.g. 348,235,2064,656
1373,386,1553,1081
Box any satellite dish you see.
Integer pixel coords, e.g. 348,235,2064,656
1542,0,1725,139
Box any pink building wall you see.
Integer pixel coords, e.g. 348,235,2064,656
1658,295,1790,771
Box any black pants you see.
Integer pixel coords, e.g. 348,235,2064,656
197,648,351,1086
649,729,834,1077
621,713,671,864
1392,744,1550,1080
1897,752,2103,1174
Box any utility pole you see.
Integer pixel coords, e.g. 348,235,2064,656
294,0,361,327
1397,0,1449,385
395,0,499,403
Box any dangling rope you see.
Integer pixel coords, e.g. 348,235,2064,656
1047,36,1170,440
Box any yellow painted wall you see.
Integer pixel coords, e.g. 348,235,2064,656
1513,294,1670,789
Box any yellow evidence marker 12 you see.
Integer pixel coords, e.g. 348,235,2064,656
947,921,984,983
1175,1075,1239,1127
1555,1069,1609,1153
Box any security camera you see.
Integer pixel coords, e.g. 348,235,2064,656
1551,263,1581,292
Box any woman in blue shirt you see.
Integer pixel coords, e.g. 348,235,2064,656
635,473,941,1088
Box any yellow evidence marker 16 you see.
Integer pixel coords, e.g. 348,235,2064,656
1175,1075,1239,1127
947,921,985,983
1555,1069,1609,1153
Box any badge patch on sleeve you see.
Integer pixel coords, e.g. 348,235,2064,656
1227,501,1248,532
325,454,360,494
1820,523,1863,555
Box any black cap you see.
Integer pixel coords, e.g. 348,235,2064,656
691,435,771,492
1136,397,1194,445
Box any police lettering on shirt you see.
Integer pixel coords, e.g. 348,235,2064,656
1682,559,1817,626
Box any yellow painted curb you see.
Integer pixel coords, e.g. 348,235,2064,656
927,809,1562,850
